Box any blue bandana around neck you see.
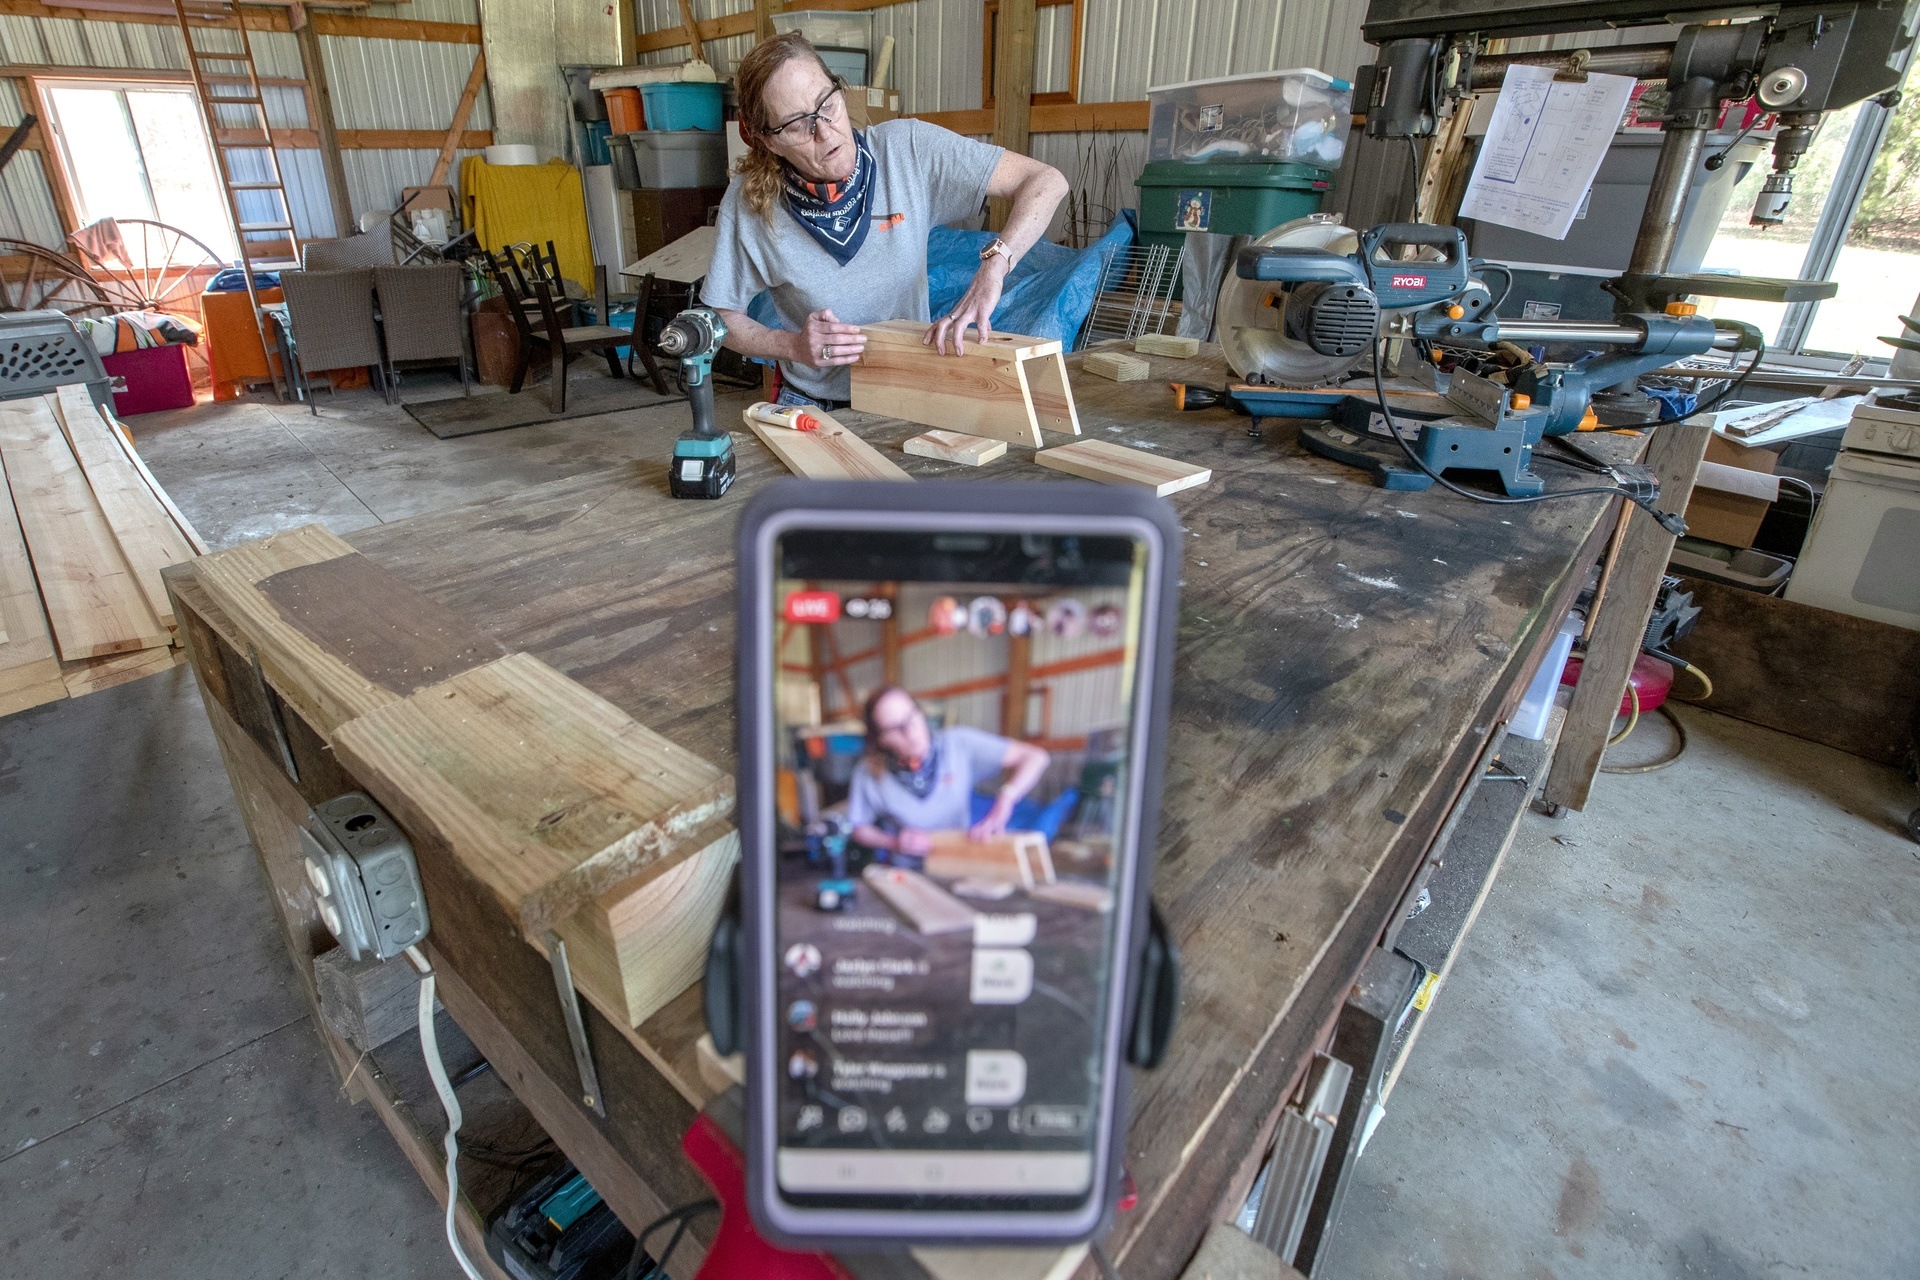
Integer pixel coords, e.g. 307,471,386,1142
780,130,874,266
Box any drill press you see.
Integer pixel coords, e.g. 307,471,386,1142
657,307,736,500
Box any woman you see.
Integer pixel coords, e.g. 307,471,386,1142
847,685,1052,859
702,32,1070,409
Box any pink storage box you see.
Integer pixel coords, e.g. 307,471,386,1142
102,343,195,415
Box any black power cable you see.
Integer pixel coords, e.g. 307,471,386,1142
619,1198,719,1280
1650,333,1765,425
1370,339,1689,533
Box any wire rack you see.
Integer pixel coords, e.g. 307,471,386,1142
1078,239,1186,348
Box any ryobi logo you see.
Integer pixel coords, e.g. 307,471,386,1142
1390,273,1428,290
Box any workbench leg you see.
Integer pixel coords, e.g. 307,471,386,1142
1538,421,1710,813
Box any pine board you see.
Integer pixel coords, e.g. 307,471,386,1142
0,398,169,660
0,678,66,717
746,411,911,482
0,446,62,701
1033,438,1212,496
860,319,1061,362
1084,350,1150,382
52,386,196,631
62,644,184,696
1134,334,1200,358
924,830,1054,887
863,864,978,935
902,430,1007,466
852,322,1062,447
330,651,736,939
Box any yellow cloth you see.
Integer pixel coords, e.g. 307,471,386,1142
459,157,596,292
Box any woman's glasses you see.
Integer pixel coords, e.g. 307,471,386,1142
764,79,847,143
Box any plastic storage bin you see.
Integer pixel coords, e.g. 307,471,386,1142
604,88,644,134
618,130,727,189
582,120,612,166
1147,69,1352,167
1135,161,1330,236
102,343,194,416
772,10,872,48
607,134,642,189
640,82,723,132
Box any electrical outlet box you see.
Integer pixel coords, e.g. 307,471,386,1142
300,792,428,961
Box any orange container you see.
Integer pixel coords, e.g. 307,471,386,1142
604,88,644,133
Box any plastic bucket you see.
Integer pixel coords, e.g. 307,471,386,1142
605,88,645,134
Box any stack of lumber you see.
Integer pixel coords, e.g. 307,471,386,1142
0,385,204,717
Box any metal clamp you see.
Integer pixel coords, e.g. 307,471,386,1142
544,930,607,1118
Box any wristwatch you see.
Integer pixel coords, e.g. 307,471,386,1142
980,237,1014,267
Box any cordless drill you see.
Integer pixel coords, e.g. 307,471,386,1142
658,307,735,499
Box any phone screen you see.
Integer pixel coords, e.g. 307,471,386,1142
764,524,1154,1213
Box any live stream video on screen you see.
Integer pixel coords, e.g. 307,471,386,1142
767,530,1149,1205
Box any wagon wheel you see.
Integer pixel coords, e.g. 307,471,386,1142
78,219,226,318
72,220,228,379
0,240,114,318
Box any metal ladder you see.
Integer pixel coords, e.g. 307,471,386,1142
171,0,299,396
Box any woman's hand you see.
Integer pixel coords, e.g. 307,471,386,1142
894,828,933,857
926,257,1011,356
794,308,867,367
968,797,1015,841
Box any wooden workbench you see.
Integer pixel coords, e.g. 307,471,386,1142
172,347,1685,1279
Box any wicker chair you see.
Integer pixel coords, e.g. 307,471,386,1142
483,251,630,414
372,263,470,396
279,267,387,412
302,225,395,271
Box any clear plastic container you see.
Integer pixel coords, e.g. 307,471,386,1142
1146,69,1353,167
772,10,873,49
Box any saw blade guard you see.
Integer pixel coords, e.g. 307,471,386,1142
1217,216,1368,385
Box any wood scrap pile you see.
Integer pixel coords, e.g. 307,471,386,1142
0,385,205,717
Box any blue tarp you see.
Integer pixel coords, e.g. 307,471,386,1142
741,211,1137,352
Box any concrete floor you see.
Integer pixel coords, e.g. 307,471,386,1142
3,377,1916,1277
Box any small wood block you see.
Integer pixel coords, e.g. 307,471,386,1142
924,831,1055,889
863,864,978,935
747,409,912,482
1134,333,1200,358
551,821,739,1029
903,430,1008,466
330,650,735,939
0,397,169,660
1083,350,1150,382
1034,439,1212,496
314,946,426,1052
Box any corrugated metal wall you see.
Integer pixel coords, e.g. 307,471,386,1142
0,0,491,254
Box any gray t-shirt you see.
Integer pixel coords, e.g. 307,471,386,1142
703,118,1003,401
846,724,1014,834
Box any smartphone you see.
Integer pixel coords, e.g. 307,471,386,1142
736,480,1181,1247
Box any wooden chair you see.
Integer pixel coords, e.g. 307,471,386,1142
483,251,630,413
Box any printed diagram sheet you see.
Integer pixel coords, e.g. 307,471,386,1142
1459,64,1636,240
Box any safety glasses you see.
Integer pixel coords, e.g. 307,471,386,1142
763,78,847,143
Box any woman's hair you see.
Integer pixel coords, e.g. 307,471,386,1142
861,685,917,770
731,32,835,217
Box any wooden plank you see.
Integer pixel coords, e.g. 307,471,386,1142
94,405,207,555
1084,350,1150,382
1034,438,1212,496
1539,422,1709,812
746,410,912,482
61,644,182,696
862,864,978,935
912,99,1151,136
1669,575,1920,765
0,398,168,660
862,320,1062,361
51,387,194,632
902,430,1008,466
634,0,914,53
190,523,404,731
621,225,718,285
0,444,63,703
549,821,739,1029
294,16,356,237
330,651,735,939
1020,352,1081,436
430,50,488,188
310,12,483,42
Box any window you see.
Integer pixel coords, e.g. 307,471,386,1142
40,81,237,264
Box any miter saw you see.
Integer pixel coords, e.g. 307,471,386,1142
1214,215,1757,522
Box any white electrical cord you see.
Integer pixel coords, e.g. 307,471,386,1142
406,945,486,1280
